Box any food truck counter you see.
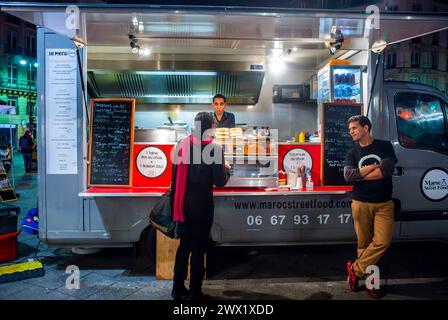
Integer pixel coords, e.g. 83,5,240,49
80,185,351,197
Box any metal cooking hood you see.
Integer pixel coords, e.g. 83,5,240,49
87,61,265,105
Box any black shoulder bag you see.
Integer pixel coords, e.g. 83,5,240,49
149,190,177,239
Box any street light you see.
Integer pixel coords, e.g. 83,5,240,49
19,60,37,134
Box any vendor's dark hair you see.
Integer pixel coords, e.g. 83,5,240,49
213,94,226,103
194,112,215,139
347,115,371,132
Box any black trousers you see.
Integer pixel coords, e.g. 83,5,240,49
23,152,32,172
173,217,212,293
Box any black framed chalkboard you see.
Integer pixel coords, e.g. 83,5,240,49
88,99,135,187
321,103,362,186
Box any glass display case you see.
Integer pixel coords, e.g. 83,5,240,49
224,153,278,188
317,65,363,130
214,127,279,188
318,65,363,104
224,154,278,188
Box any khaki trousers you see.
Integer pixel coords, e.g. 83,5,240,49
351,199,395,277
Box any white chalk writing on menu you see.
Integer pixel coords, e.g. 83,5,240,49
89,100,133,186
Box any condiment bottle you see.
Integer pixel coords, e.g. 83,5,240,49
299,131,305,143
306,175,314,191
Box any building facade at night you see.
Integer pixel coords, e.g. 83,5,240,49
297,0,448,94
0,12,37,148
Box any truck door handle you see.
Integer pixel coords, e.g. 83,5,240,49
393,166,403,176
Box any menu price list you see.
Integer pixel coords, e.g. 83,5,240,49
89,100,134,186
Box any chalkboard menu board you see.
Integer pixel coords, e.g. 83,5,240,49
88,99,135,187
321,103,362,186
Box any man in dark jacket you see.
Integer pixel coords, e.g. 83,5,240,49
171,112,230,301
19,130,35,173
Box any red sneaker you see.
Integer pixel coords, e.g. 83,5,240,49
346,261,359,292
366,277,384,299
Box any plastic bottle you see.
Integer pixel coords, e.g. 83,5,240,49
299,131,305,143
306,176,314,191
305,131,310,142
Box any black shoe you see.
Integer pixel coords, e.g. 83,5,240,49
171,286,190,301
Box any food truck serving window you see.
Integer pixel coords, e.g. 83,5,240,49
395,92,448,154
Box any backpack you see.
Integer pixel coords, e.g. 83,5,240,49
22,208,38,235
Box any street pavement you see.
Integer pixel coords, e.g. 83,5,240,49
0,155,447,300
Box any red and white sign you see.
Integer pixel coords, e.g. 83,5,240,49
133,144,174,187
283,148,313,173
279,143,321,186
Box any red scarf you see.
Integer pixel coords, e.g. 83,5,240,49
173,134,212,222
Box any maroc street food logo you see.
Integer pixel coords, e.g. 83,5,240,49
283,148,313,173
420,168,448,201
136,147,167,178
358,154,381,168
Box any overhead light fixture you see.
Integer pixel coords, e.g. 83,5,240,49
371,40,388,53
270,57,285,73
72,36,86,49
329,29,344,55
269,49,288,73
135,71,217,76
143,94,214,99
130,34,140,53
129,34,151,56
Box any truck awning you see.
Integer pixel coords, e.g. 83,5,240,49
2,3,448,52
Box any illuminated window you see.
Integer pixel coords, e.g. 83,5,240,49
395,92,448,153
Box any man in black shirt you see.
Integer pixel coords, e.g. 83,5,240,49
211,94,235,128
343,115,397,299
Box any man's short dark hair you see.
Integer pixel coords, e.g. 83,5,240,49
347,115,372,132
213,94,226,103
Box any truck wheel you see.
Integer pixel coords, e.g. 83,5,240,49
134,225,156,274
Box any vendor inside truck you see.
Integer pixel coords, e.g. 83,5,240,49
211,94,236,128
